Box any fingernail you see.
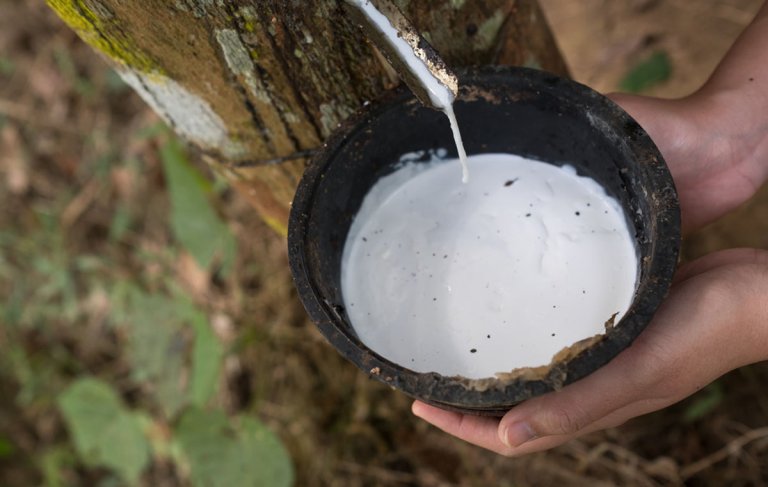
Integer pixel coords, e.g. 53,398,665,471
500,421,536,448
411,401,425,417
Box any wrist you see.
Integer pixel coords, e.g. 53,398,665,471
690,8,768,189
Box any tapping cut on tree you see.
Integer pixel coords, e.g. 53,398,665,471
46,0,566,234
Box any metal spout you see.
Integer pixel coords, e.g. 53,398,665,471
343,0,458,111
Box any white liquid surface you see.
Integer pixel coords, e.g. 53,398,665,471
348,0,470,182
341,154,638,378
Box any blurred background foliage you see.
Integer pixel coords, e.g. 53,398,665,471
1,0,768,486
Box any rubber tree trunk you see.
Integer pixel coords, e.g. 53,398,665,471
46,0,566,234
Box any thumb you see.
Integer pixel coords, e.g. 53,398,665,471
497,347,650,450
497,253,751,454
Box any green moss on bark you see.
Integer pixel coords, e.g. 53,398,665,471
46,0,159,73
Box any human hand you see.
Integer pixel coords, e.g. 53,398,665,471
411,3,768,456
608,92,768,233
412,249,768,456
607,1,768,233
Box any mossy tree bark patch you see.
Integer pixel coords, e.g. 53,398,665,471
47,0,565,234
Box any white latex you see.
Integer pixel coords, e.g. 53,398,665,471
341,154,638,378
348,0,470,182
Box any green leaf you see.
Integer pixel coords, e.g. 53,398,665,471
105,68,129,94
3,283,24,327
0,436,14,458
108,279,139,326
58,379,150,485
52,46,94,98
136,122,168,140
176,409,293,487
238,417,294,487
160,137,236,274
619,50,672,93
123,291,225,418
175,408,236,487
683,382,724,423
109,205,133,241
187,308,224,407
126,292,188,419
39,446,77,487
0,56,14,76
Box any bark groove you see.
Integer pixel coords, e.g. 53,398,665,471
46,0,566,233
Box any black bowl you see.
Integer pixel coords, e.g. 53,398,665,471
288,66,680,416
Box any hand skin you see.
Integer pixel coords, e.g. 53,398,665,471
413,249,768,456
411,3,768,456
613,1,768,233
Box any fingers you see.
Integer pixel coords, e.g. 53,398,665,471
501,396,672,456
413,394,675,457
502,256,748,445
606,93,693,180
495,347,657,451
606,93,702,234
411,401,509,455
606,93,682,142
413,250,768,457
412,341,657,456
411,311,675,456
413,343,684,457
676,248,768,282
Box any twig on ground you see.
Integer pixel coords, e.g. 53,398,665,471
680,426,768,479
535,448,616,487
336,461,438,485
61,178,101,228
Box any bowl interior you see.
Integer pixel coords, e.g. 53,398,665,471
289,66,680,414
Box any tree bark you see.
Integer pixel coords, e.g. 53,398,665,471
46,0,565,234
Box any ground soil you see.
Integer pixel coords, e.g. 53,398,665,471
1,0,767,486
